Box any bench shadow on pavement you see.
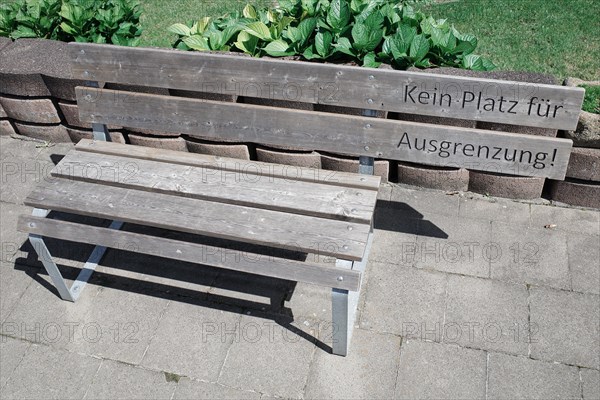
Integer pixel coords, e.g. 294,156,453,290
14,195,446,353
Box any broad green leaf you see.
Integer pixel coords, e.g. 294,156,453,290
267,10,278,23
481,57,496,71
60,21,75,34
207,29,223,50
333,36,355,56
286,26,301,42
315,30,332,56
167,23,190,36
326,0,350,32
243,4,257,19
362,52,380,68
351,23,369,50
302,45,319,59
298,17,316,45
264,39,294,56
462,54,484,70
183,34,210,51
10,24,36,38
409,34,429,62
234,30,259,54
197,17,211,34
244,21,271,40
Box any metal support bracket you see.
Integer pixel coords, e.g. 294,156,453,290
85,80,111,142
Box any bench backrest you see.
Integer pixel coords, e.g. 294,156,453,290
70,43,584,180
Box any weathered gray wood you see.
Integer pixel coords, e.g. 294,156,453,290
74,139,381,191
54,150,378,223
70,42,584,130
24,179,371,260
76,88,574,179
18,215,361,291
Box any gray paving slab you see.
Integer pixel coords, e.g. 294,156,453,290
0,337,30,389
141,300,241,382
530,204,600,236
368,223,419,266
390,185,460,218
361,262,447,338
0,202,31,264
0,343,100,400
487,352,581,399
0,136,43,160
304,328,401,400
376,183,392,201
84,359,177,400
491,222,571,290
529,287,599,369
0,153,54,205
64,286,170,365
0,262,33,324
581,368,600,400
444,275,529,355
173,378,262,400
459,195,531,225
568,233,600,295
395,339,487,400
218,314,315,399
414,215,492,278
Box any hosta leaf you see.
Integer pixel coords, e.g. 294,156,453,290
333,36,355,56
315,30,332,57
481,57,496,71
326,0,350,32
264,39,294,56
167,23,191,36
409,34,429,62
10,24,36,38
183,34,210,51
351,23,368,50
362,52,380,68
298,17,316,45
234,30,259,54
242,4,257,19
462,54,484,70
197,17,211,34
244,21,271,40
303,45,319,59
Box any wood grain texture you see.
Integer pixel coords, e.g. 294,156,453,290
76,88,574,179
18,215,361,291
24,178,371,260
70,42,584,130
74,139,381,191
53,150,378,223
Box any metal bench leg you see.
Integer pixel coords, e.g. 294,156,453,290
27,208,123,302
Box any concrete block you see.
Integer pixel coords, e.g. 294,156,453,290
529,286,599,369
141,301,241,381
566,147,600,181
487,353,581,399
568,234,600,295
444,275,529,354
395,339,487,400
58,100,123,129
563,111,600,149
0,72,50,97
397,162,468,191
42,76,88,101
0,337,31,388
0,344,100,399
0,37,12,51
85,359,177,399
321,152,390,182
0,96,61,124
530,203,600,236
304,329,401,400
185,136,251,160
256,146,321,168
217,315,314,399
13,122,71,143
361,262,447,338
549,179,600,209
491,222,570,290
65,126,125,144
469,171,544,200
174,378,261,400
0,101,6,118
582,369,600,400
0,119,16,136
128,133,188,152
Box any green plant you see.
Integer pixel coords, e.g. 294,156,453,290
579,85,600,114
167,0,495,70
0,0,143,46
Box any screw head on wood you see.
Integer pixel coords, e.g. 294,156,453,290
369,75,374,80
367,98,374,104
337,276,344,282
364,146,370,151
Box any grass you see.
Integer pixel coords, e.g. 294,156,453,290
580,85,600,114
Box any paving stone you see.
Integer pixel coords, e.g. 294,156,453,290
458,195,531,225
0,72,50,97
128,134,188,151
64,286,169,364
397,162,469,191
0,96,61,124
566,147,600,182
530,203,600,236
414,216,492,277
14,122,71,143
85,359,177,400
256,146,321,169
530,287,599,369
395,339,487,400
42,76,88,102
0,102,6,118
0,155,54,204
0,343,100,399
361,262,447,338
390,185,460,218
0,262,33,324
0,203,32,263
218,314,314,399
285,281,332,324
469,171,545,200
550,179,600,209
173,378,261,400
487,352,581,399
185,136,251,160
0,119,16,136
491,222,571,290
568,234,600,295
304,329,401,400
141,300,241,381
444,275,529,355
581,368,600,400
0,337,30,389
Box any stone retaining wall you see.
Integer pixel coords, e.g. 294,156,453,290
1,38,598,207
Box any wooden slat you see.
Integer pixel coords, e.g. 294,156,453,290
74,139,381,191
53,150,378,223
24,179,370,260
70,42,584,130
18,215,361,291
76,88,574,180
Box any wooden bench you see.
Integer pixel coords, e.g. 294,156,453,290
17,42,583,356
